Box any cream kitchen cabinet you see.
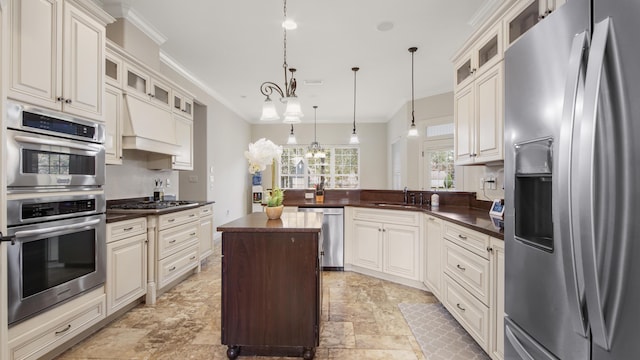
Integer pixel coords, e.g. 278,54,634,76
489,237,505,360
104,84,123,165
504,0,566,50
7,0,112,122
124,62,172,110
105,48,123,88
350,208,422,283
453,23,503,91
199,204,214,261
106,218,147,316
146,112,194,171
424,215,443,297
173,89,194,120
454,62,504,165
7,288,105,360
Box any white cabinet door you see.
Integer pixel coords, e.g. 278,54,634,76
383,223,420,281
173,115,193,170
8,0,62,109
61,1,104,120
173,90,193,120
104,85,122,164
424,215,443,296
199,214,214,261
454,84,474,164
106,233,147,316
352,220,383,271
475,63,504,163
490,238,505,360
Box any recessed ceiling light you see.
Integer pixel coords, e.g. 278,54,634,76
304,79,324,86
282,19,297,30
377,21,394,32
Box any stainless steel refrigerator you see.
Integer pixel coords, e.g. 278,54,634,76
504,0,640,359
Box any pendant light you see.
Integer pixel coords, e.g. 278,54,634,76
305,106,326,158
350,67,360,144
408,47,419,137
287,124,297,144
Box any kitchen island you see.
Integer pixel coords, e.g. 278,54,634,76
217,212,323,360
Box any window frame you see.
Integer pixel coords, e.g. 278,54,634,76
279,145,360,189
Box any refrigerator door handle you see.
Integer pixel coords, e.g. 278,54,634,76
579,17,630,351
558,30,589,338
505,318,560,360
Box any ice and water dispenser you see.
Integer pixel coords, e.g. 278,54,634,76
514,138,554,252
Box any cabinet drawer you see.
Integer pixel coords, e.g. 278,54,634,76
443,240,490,305
158,244,199,289
158,222,199,259
443,221,490,259
199,204,213,217
352,208,420,226
107,217,147,242
158,208,199,230
443,275,489,351
8,291,106,360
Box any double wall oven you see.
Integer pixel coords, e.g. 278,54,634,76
5,101,106,325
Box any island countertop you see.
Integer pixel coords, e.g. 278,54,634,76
217,211,323,233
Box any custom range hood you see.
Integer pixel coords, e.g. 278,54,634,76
122,94,181,155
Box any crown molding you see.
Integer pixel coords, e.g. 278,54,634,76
468,0,504,28
159,50,248,122
102,1,167,45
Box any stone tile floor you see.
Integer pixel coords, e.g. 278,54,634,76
57,242,438,359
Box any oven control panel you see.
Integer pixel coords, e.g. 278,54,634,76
22,199,96,220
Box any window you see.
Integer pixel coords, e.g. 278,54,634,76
280,146,360,189
423,123,458,190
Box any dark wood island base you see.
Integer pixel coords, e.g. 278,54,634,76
217,212,324,359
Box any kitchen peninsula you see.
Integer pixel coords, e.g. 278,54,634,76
217,212,323,360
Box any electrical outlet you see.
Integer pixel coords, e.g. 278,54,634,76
304,192,314,199
165,178,171,188
479,178,485,190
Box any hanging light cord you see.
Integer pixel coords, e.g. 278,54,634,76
352,67,359,134
282,0,289,95
314,105,318,143
410,47,416,125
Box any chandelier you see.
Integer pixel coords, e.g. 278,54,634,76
259,0,304,123
306,106,325,158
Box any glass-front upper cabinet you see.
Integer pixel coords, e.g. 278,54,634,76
454,23,502,90
173,90,193,120
504,0,565,49
105,50,122,88
149,78,171,109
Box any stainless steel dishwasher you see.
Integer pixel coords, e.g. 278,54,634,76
298,207,344,270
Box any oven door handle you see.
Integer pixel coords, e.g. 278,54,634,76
13,219,101,239
14,135,102,153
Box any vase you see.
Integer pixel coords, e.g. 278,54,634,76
265,205,284,220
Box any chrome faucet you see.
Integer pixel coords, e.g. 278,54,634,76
403,187,408,203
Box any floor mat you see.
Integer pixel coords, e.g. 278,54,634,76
398,302,490,360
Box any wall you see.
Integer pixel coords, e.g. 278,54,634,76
105,150,179,200
387,91,505,200
251,122,388,190
106,19,159,70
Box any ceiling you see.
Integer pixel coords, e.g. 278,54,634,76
101,0,497,124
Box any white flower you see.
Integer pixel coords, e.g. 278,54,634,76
245,138,283,174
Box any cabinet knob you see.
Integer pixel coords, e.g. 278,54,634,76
65,99,72,104
487,246,494,253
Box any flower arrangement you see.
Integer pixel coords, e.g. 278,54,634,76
245,138,284,207
245,138,283,175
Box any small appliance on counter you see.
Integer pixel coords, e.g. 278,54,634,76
153,178,164,201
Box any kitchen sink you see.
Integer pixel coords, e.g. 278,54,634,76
375,203,421,209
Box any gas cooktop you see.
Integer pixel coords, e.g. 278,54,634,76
108,200,200,213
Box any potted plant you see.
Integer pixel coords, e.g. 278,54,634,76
245,138,285,219
265,188,285,219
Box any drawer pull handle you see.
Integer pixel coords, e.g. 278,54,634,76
190,232,196,236
456,303,466,312
456,264,466,271
458,234,467,240
55,324,71,335
428,217,435,220
169,239,177,244
189,214,196,218
168,219,175,222
190,256,197,260
169,266,176,272
123,227,134,231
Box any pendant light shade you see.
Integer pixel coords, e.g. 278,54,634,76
350,67,360,144
287,124,297,144
408,47,419,137
306,106,326,158
260,97,279,121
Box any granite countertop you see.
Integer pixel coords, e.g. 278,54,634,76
105,201,214,223
284,199,503,239
217,212,323,233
